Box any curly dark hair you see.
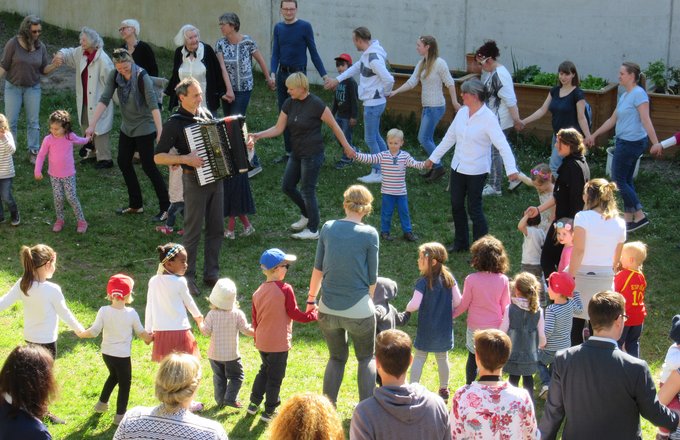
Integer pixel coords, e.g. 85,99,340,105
476,40,500,59
48,110,73,134
470,235,509,274
0,345,56,419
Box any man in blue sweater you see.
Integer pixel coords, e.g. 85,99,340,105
270,0,328,163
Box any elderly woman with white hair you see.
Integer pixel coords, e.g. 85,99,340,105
165,24,228,113
56,27,115,169
118,18,158,77
425,78,519,253
113,353,228,439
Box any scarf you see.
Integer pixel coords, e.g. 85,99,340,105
115,63,145,109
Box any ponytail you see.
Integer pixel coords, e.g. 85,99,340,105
19,245,55,295
512,272,540,314
584,178,620,219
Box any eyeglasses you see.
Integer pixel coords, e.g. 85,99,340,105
477,56,490,65
118,26,129,32
620,314,629,322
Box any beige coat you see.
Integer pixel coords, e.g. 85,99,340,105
59,45,114,135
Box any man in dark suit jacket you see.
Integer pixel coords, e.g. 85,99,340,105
539,290,678,440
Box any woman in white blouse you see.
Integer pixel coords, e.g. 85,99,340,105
568,178,626,344
425,78,518,253
164,24,229,113
389,35,460,182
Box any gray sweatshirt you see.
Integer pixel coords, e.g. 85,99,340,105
350,383,450,440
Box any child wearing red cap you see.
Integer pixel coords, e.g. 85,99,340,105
78,274,152,425
537,271,583,399
332,53,358,169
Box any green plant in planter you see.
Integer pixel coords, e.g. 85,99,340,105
643,60,680,94
580,74,608,91
512,65,541,84
531,72,558,86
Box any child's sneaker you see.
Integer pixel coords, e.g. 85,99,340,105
10,211,20,226
242,225,255,237
224,229,235,239
52,219,65,232
76,220,88,233
246,402,259,415
176,229,184,236
93,401,109,413
438,387,450,402
539,385,549,400
113,414,125,425
260,410,277,423
155,225,174,235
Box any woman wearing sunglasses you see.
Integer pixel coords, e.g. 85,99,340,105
0,15,61,164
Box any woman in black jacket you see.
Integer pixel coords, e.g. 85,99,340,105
164,24,228,113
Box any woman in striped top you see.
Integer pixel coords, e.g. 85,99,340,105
0,114,20,226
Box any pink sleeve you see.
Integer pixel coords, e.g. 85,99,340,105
34,137,49,176
451,282,462,317
500,304,510,333
499,276,511,319
406,289,423,312
67,132,89,145
453,276,474,318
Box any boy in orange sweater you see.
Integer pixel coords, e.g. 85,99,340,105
247,248,317,423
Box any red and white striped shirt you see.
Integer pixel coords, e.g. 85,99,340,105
355,150,425,195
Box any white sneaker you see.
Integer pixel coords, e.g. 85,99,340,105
290,215,309,231
358,169,382,184
291,228,319,240
482,184,502,196
539,385,549,400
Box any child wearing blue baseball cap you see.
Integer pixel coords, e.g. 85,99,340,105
246,248,317,423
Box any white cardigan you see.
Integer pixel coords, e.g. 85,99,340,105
59,45,114,135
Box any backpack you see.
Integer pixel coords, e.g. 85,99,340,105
583,100,592,129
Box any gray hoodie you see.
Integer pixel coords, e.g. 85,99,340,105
336,39,394,107
350,383,450,440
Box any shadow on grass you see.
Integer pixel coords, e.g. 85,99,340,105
228,412,268,439
61,412,114,440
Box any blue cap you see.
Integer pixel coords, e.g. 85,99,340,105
260,248,297,270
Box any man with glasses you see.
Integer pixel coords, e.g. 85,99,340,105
540,290,678,439
270,0,328,164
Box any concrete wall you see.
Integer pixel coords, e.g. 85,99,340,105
3,0,680,83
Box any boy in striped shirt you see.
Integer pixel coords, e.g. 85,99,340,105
538,271,583,399
354,128,424,242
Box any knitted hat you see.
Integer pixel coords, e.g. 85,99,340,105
260,248,296,270
547,271,575,298
670,315,680,344
107,274,134,299
208,278,237,311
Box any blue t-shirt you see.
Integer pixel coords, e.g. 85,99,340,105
314,219,378,314
615,86,648,141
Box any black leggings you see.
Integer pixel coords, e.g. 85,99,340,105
27,341,57,359
100,354,132,415
571,318,593,346
466,351,477,385
508,374,535,401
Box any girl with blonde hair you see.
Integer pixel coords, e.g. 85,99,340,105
267,392,344,440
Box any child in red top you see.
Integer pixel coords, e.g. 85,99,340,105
34,110,90,233
248,248,317,423
616,241,647,358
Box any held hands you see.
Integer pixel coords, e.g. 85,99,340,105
514,120,525,131
650,143,664,157
584,135,596,148
524,206,539,218
52,52,64,68
266,77,276,91
344,146,357,159
423,159,434,170
324,78,339,91
507,173,519,181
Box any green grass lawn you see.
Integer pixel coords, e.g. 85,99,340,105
1,12,680,439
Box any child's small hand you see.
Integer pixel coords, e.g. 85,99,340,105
423,159,434,169
35,173,43,181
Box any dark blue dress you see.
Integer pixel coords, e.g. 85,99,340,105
414,276,453,352
0,400,52,439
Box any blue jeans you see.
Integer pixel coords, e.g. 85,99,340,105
166,201,184,228
281,152,324,232
222,90,259,168
277,69,306,155
209,358,244,405
335,116,355,162
363,103,387,171
4,81,41,153
549,134,563,175
450,170,488,249
381,194,412,234
418,105,446,169
318,312,376,404
612,137,646,213
0,177,18,220
617,324,643,358
537,349,556,386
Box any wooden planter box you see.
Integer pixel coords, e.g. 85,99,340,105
385,64,477,129
648,92,680,141
515,82,619,142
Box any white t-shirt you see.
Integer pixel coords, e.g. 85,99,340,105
573,210,626,267
661,344,680,383
522,226,546,265
145,275,202,332
0,280,84,343
88,305,145,357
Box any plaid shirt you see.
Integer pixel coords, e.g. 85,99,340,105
202,308,253,361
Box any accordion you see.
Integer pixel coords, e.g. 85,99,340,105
183,115,250,186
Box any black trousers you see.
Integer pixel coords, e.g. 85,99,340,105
100,354,132,415
117,131,169,212
250,351,288,413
